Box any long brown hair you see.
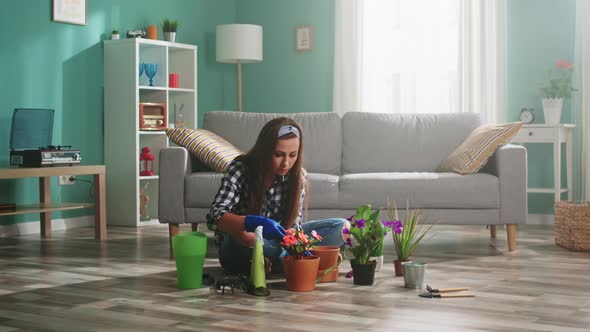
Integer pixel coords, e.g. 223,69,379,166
235,117,304,229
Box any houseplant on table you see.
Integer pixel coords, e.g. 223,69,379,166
540,59,576,125
388,202,432,277
162,18,179,42
280,225,323,292
343,205,401,285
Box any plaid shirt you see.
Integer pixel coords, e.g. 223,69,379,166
206,160,306,232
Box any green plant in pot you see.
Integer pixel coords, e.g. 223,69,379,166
343,205,401,285
162,18,179,42
387,201,432,277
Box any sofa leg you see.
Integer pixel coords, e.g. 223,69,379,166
490,225,497,239
506,224,517,252
191,223,199,232
169,223,180,260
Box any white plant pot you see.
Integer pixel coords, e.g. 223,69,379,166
542,98,563,125
111,33,120,40
369,255,384,272
164,32,176,43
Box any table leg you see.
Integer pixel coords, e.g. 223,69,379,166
554,139,561,202
94,173,107,240
567,130,573,201
39,177,51,239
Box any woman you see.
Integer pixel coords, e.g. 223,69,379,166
206,117,348,275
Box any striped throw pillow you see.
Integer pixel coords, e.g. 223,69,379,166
166,128,242,173
437,122,524,174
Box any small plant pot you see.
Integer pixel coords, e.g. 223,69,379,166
164,32,176,43
283,255,320,292
111,33,120,40
401,261,427,289
350,259,377,286
393,259,408,277
542,97,563,125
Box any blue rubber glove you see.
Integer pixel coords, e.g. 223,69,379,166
244,215,287,240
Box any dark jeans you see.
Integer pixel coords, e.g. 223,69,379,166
217,218,348,275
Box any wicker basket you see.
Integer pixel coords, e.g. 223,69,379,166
554,201,590,250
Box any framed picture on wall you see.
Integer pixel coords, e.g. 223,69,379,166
52,0,87,26
296,25,314,52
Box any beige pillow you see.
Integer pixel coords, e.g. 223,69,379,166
437,122,524,174
166,128,242,173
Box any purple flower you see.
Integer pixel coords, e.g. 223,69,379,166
345,270,353,278
342,227,350,235
345,215,354,222
382,220,403,229
370,235,377,241
345,238,353,247
354,219,367,229
393,226,402,234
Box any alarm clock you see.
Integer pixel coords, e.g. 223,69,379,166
519,108,535,124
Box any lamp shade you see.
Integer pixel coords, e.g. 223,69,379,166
216,24,263,63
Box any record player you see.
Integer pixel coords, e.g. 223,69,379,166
9,108,81,167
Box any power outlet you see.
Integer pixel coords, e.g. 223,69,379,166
59,175,75,185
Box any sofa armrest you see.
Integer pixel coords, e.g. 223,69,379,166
481,144,527,224
158,147,191,224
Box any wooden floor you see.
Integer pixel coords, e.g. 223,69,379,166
0,224,589,332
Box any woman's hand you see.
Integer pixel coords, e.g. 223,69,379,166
244,215,286,240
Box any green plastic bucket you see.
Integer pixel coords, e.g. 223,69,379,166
172,231,207,289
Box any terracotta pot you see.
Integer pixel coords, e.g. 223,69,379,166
310,246,341,268
283,255,320,292
350,259,377,285
147,25,158,40
394,259,408,277
317,267,339,283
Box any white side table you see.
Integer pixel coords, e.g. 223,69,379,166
511,124,575,202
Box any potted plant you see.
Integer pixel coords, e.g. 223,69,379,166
539,59,576,125
343,205,401,285
162,18,179,43
111,30,119,40
280,226,322,292
387,202,432,277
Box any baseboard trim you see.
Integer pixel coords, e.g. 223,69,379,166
0,216,94,237
527,214,554,225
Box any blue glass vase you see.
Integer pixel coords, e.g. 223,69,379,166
144,63,158,87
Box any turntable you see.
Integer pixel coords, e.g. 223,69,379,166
9,108,81,167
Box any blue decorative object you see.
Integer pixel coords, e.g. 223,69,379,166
139,63,144,80
144,63,158,86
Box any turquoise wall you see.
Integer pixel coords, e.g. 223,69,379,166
236,0,335,114
0,0,236,224
0,0,579,227
507,0,577,214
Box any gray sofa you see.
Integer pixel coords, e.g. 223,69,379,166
159,111,527,251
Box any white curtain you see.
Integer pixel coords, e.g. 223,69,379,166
574,0,590,200
333,0,366,115
333,0,506,123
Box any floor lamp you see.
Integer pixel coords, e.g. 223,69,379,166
216,24,263,112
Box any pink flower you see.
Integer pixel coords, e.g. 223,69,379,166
311,230,323,241
555,59,573,69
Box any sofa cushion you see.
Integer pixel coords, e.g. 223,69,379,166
204,111,342,175
185,172,224,207
307,173,340,209
338,172,499,209
167,128,242,173
437,122,524,174
342,112,481,173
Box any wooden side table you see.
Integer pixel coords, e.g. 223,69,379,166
511,124,575,202
0,165,106,240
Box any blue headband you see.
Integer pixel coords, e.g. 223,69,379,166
278,125,300,138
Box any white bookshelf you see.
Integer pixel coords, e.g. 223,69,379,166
104,38,197,227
